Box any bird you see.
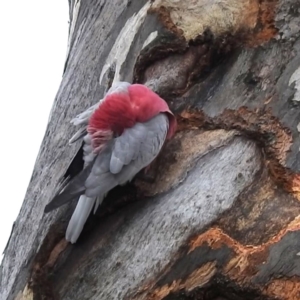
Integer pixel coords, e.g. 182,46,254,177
44,81,177,243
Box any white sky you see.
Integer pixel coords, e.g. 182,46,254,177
0,1,69,257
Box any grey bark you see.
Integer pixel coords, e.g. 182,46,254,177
1,0,300,300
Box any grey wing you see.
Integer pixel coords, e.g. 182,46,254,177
113,113,169,184
45,83,134,213
84,113,169,212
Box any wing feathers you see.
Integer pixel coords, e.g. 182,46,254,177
45,113,169,244
44,162,94,213
69,127,87,144
45,114,169,213
84,113,169,198
45,82,174,244
110,155,124,174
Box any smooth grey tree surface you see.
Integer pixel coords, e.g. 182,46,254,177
1,0,300,299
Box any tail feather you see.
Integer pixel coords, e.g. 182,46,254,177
66,195,95,243
94,195,104,214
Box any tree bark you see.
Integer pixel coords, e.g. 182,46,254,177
1,0,300,299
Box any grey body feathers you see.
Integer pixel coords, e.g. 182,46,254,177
46,113,169,243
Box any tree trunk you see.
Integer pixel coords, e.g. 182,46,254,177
2,0,300,299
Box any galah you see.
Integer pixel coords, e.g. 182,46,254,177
45,82,177,243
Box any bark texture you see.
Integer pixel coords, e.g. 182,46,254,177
1,0,300,299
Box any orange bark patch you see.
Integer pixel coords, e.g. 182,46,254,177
136,262,217,300
150,0,277,46
45,238,69,268
263,277,300,300
188,227,269,282
137,217,300,299
189,217,300,284
247,0,278,46
148,5,184,37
